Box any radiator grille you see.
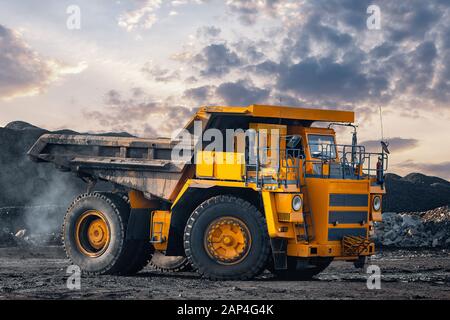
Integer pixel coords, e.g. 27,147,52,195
329,194,368,207
329,211,368,224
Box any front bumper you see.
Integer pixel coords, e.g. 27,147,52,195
287,241,375,259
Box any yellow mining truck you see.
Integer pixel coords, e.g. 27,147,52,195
28,105,388,280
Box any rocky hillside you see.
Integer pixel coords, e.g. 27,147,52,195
0,121,83,208
0,121,132,208
383,173,450,212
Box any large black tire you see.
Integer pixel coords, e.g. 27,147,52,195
62,192,153,275
271,257,333,280
184,195,271,280
149,251,192,272
100,193,153,275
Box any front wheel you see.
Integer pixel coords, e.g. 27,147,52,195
184,195,271,280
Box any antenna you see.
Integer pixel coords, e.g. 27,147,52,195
379,105,390,154
379,105,384,141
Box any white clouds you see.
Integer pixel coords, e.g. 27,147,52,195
1,1,449,178
83,88,194,136
141,61,181,82
171,0,189,6
118,0,162,31
226,0,304,25
0,25,87,100
117,0,208,31
171,0,208,6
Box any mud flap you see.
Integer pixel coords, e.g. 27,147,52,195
353,256,366,269
126,208,150,240
270,238,288,270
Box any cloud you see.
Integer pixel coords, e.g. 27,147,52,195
141,62,180,82
136,0,449,123
276,57,388,102
218,1,450,112
182,79,271,106
231,38,267,63
118,0,211,31
250,60,284,76
196,26,221,39
386,3,441,42
176,36,268,80
193,43,242,77
396,160,450,180
225,0,291,25
226,0,267,25
183,85,214,104
360,137,419,153
215,80,270,105
171,0,208,6
0,24,86,100
118,0,162,31
113,0,450,129
84,88,194,137
302,15,353,51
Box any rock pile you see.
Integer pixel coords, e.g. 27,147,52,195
374,206,450,248
0,227,16,247
0,227,61,247
0,206,65,247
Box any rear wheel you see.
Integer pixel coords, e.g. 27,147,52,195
271,257,333,280
184,195,270,280
63,192,153,275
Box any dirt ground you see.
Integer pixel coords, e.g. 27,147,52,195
0,246,449,300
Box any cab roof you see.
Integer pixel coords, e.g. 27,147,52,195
183,105,355,132
201,105,354,123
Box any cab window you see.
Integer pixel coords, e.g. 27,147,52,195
308,134,336,159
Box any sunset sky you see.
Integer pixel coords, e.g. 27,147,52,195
0,0,449,179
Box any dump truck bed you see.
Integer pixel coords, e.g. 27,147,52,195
28,134,191,201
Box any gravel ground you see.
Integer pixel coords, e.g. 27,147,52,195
0,246,449,300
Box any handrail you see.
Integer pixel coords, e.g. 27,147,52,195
244,136,389,186
245,134,304,188
305,142,388,180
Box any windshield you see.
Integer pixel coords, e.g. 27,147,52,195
308,134,336,159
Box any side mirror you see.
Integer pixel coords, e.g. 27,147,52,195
381,141,390,154
287,135,301,148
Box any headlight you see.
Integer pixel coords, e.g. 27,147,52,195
292,195,302,211
372,196,381,211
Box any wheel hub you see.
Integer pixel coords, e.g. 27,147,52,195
205,217,251,265
87,219,108,249
75,210,110,257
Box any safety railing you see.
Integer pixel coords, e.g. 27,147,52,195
244,135,389,187
305,143,388,181
245,135,304,188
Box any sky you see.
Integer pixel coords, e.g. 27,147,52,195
0,0,449,179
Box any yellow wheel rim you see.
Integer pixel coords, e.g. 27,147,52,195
204,217,251,265
75,210,110,257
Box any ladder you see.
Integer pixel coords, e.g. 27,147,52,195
297,185,315,242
